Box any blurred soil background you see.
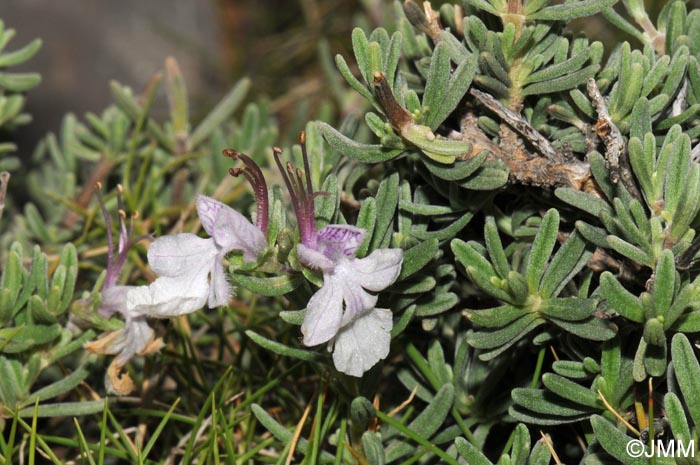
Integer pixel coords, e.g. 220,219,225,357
1,0,699,159
0,0,368,159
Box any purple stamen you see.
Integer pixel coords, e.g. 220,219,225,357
97,183,136,290
299,131,314,201
116,185,128,255
224,149,269,234
95,182,114,271
274,141,318,249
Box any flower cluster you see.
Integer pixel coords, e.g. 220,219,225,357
273,139,403,376
86,185,266,394
88,135,403,392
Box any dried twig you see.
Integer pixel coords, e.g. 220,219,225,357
286,393,316,465
165,416,213,465
63,156,116,228
690,143,700,163
672,79,688,117
587,78,642,200
402,0,442,41
676,237,700,270
458,103,593,190
422,1,442,40
539,431,564,465
470,88,565,163
598,389,641,436
0,171,9,224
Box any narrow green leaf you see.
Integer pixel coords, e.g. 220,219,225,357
371,171,400,250
527,438,553,465
423,42,450,130
538,297,595,321
464,305,526,329
385,31,402,89
0,72,41,93
600,272,644,322
554,188,612,217
18,400,105,418
399,201,454,216
510,423,530,465
415,292,459,317
671,334,700,428
653,250,675,315
542,373,601,408
525,49,591,84
399,239,439,280
455,437,493,465
356,197,377,257
452,239,508,301
529,0,618,21
552,360,589,379
665,392,691,445
189,78,250,148
335,54,375,105
318,121,403,162
460,162,509,190
423,150,487,181
590,415,649,465
522,65,599,96
251,404,335,462
468,314,541,350
231,273,304,297
352,28,370,85
428,54,478,130
526,209,560,293
377,384,457,465
141,399,180,459
0,38,41,67
511,389,594,417
246,330,320,362
412,212,473,241
549,316,617,341
539,231,591,298
606,236,652,267
484,217,510,279
362,432,386,465
19,368,89,408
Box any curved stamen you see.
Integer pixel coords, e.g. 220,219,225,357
271,134,321,248
97,183,141,290
224,149,269,233
275,149,302,225
293,166,314,241
95,183,116,289
299,131,314,200
116,185,128,255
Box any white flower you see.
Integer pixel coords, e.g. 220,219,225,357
126,195,267,316
296,224,403,376
272,141,403,377
86,191,266,394
331,308,393,377
84,184,162,394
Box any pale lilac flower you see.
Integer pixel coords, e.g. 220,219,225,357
296,225,402,376
331,308,394,377
87,162,269,394
126,195,267,316
84,184,161,394
128,150,269,321
94,185,156,362
275,136,403,376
